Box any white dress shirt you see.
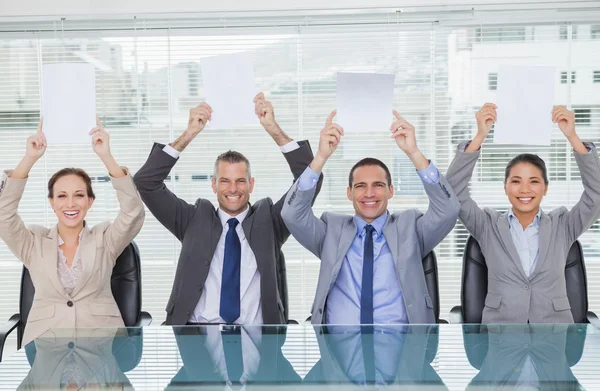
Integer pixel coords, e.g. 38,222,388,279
161,140,300,324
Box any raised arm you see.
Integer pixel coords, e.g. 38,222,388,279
445,103,497,241
389,111,460,255
133,104,212,241
552,106,600,242
90,118,145,260
0,120,47,266
252,93,324,243
281,111,340,257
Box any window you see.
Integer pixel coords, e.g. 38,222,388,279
2,18,600,382
559,25,578,40
560,71,576,84
574,108,592,125
488,73,498,90
592,25,600,39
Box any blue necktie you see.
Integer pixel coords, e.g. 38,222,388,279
220,218,241,324
361,224,375,325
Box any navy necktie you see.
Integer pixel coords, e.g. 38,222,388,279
361,224,375,325
220,218,241,324
222,330,244,383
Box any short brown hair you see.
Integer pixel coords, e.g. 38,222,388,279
47,168,96,199
213,150,251,178
348,157,392,187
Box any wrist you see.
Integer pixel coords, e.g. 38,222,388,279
310,154,328,173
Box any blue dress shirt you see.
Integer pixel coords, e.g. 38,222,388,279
507,208,542,278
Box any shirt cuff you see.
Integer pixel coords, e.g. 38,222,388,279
416,161,440,184
280,140,300,153
583,142,592,153
163,144,181,159
297,166,320,191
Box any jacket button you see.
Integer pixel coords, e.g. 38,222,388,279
524,285,529,290
68,342,75,349
67,301,74,307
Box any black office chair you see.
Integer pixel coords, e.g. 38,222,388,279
0,241,152,361
305,250,446,323
449,236,599,325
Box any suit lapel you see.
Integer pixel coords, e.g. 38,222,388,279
71,224,97,298
497,213,529,281
383,216,399,263
42,227,69,297
529,213,551,279
336,218,356,268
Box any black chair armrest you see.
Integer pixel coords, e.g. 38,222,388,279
449,306,464,324
305,316,312,323
0,314,21,362
135,311,153,327
287,319,299,325
438,318,449,324
587,311,600,328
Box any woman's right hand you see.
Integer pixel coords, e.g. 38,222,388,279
475,103,497,138
26,119,47,160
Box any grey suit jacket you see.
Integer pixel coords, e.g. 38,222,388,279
281,172,459,324
133,141,320,325
446,141,600,323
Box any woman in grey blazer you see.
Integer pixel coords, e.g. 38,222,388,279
446,104,600,323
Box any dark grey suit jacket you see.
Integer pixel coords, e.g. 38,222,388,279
133,141,320,324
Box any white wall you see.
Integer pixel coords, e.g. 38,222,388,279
0,0,583,19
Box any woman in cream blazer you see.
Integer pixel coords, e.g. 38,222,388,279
0,118,145,346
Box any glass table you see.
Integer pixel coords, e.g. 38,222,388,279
1,324,599,390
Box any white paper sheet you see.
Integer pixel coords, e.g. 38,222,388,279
493,65,556,146
336,72,395,133
200,52,259,129
42,63,96,144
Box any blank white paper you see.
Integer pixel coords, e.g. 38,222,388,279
42,63,96,144
494,65,556,146
200,52,259,129
336,72,395,133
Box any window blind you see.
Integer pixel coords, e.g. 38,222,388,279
1,11,600,390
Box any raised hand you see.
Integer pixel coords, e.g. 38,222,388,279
254,92,276,129
391,110,418,155
89,116,111,158
316,110,343,160
475,103,497,138
186,103,212,136
26,118,47,160
552,106,576,138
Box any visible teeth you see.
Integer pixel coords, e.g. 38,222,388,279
364,202,376,205
64,211,78,216
519,198,532,201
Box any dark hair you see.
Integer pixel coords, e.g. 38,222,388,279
47,168,96,199
348,157,392,187
504,154,548,185
213,150,251,178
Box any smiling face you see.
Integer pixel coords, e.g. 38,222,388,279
504,162,548,216
211,161,254,216
49,174,95,230
347,165,394,223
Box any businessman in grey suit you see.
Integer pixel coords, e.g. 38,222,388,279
134,94,321,325
282,110,460,325
446,104,600,323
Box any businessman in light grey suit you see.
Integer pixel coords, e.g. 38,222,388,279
446,104,600,323
282,110,460,325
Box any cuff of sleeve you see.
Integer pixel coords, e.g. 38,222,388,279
0,170,27,196
416,161,440,184
280,140,300,153
297,166,321,191
163,144,181,159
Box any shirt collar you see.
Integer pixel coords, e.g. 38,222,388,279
218,206,250,227
58,228,84,246
354,212,388,238
507,207,542,227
